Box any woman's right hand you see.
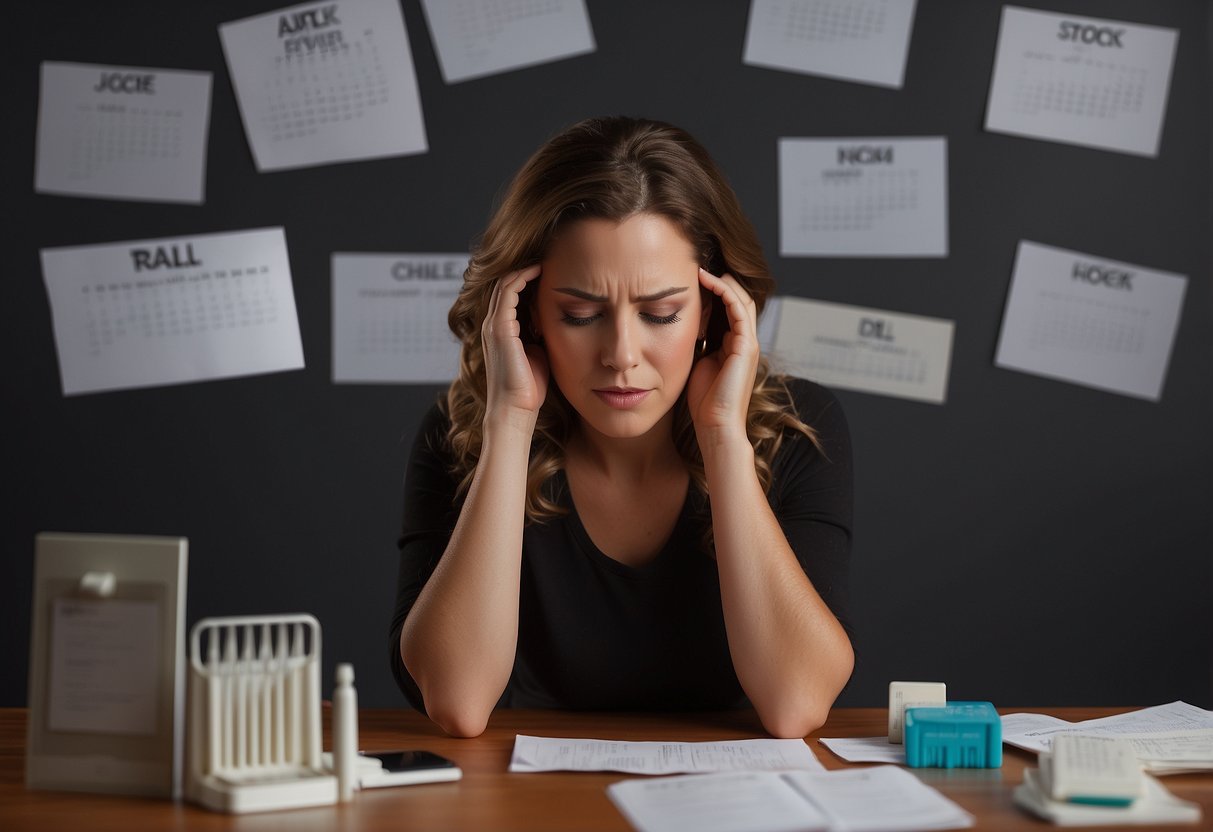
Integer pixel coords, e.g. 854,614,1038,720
482,265,548,428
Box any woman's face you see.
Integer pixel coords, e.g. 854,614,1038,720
535,213,708,441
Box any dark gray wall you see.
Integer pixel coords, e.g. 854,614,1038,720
4,0,1210,710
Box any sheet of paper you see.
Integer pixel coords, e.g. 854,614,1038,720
41,227,303,396
994,240,1186,401
220,0,427,171
779,137,947,256
819,736,906,764
35,61,212,204
420,0,595,84
785,766,975,831
48,598,160,735
766,296,954,404
1002,702,1213,754
743,0,917,89
509,735,823,775
608,771,829,832
332,252,466,383
985,6,1178,157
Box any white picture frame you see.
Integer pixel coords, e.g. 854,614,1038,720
26,532,188,798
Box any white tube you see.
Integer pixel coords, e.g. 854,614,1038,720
332,663,358,802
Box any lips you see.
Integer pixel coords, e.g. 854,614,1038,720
592,387,652,409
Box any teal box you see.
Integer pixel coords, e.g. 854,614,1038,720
904,701,1002,769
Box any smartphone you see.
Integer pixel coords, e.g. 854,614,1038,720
358,749,462,788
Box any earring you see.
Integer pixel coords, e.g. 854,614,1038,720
697,336,707,356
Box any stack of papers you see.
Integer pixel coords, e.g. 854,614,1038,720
509,735,823,775
608,765,974,832
1001,702,1213,775
1014,767,1200,826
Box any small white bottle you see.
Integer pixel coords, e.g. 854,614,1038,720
333,663,359,802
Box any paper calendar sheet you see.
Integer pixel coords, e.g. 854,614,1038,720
332,253,466,383
995,241,1186,401
41,228,303,396
779,137,947,257
35,61,212,204
765,296,953,404
220,0,427,171
420,0,595,84
743,0,917,89
986,7,1178,157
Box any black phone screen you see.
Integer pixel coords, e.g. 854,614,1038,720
362,750,457,772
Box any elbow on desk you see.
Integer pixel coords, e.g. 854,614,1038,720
427,704,490,738
758,704,828,740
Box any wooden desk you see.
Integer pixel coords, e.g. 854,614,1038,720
2,707,1210,830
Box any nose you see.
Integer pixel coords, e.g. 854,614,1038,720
601,315,640,371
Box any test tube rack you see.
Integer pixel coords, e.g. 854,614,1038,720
186,614,337,813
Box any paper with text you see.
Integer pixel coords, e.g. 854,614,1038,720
985,6,1178,157
36,61,212,204
1002,702,1213,755
779,137,947,256
220,0,427,171
744,0,917,89
608,771,829,832
767,296,953,404
332,252,466,383
819,736,906,764
994,241,1186,401
48,599,161,735
41,227,303,396
509,735,823,775
420,0,595,83
783,766,975,831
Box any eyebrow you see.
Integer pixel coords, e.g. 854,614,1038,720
554,286,688,302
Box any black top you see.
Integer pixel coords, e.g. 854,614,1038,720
388,377,853,713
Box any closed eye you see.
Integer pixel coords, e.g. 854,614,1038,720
560,312,600,327
641,311,681,325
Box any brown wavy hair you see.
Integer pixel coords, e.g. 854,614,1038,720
444,116,819,541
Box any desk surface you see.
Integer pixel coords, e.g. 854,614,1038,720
2,706,1210,831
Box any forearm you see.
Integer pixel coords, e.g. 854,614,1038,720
703,434,854,738
400,421,532,736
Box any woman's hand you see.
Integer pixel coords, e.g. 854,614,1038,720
482,265,549,428
686,269,760,441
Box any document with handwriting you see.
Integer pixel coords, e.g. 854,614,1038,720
509,735,823,774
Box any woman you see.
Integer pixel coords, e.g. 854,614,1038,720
390,116,853,739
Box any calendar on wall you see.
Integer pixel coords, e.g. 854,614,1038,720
743,0,918,89
986,7,1178,157
35,61,212,204
419,0,595,84
779,136,947,257
219,0,427,171
332,252,466,383
41,228,304,396
995,241,1187,401
764,296,954,405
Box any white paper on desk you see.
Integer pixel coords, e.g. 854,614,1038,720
766,296,953,404
779,137,946,257
420,0,595,84
608,771,830,832
1002,702,1213,755
220,0,427,171
48,599,161,735
332,252,466,383
786,766,974,831
36,61,212,204
743,0,917,89
819,736,906,764
994,241,1186,401
41,227,303,396
985,6,1178,157
510,735,823,775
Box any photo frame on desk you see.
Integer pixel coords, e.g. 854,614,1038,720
26,532,188,798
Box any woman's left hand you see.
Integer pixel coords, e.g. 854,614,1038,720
686,269,760,441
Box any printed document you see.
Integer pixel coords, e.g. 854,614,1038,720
818,736,906,764
41,227,303,396
509,735,823,774
332,252,466,383
994,241,1186,401
420,0,595,83
744,0,918,89
36,61,212,204
985,6,1178,157
220,0,427,171
779,137,947,256
765,296,954,405
1002,702,1213,756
